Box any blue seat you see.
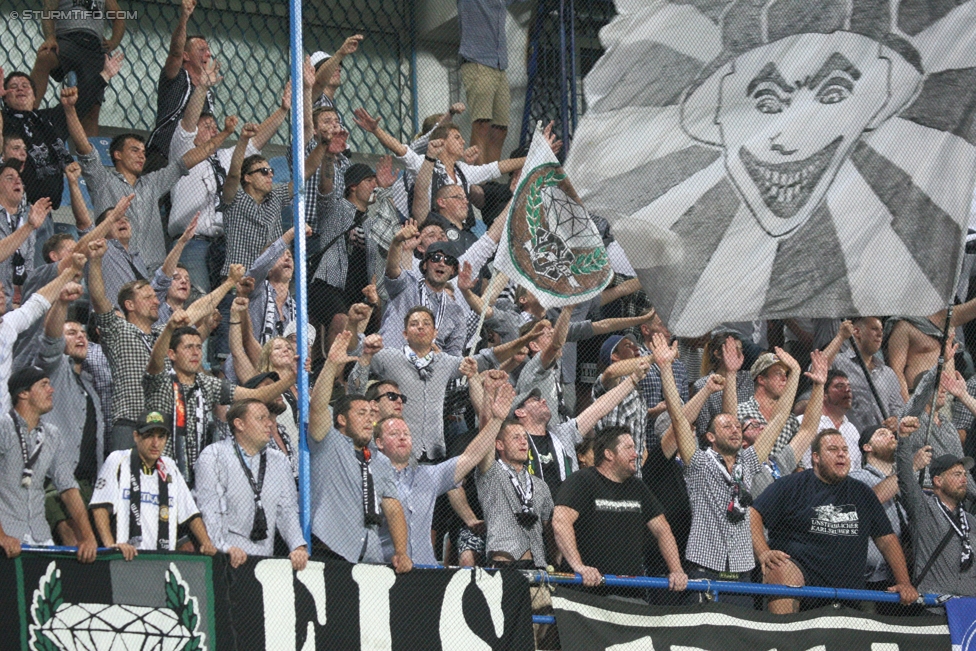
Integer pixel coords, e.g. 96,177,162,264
88,137,113,167
268,156,290,180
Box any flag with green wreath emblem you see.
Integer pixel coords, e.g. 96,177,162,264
495,123,613,309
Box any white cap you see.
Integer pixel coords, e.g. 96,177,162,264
310,51,331,69
283,320,317,348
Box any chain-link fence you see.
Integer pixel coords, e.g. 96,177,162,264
2,0,972,648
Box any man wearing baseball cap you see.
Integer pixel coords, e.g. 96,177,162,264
0,366,97,563
89,410,216,559
737,352,801,459
896,416,976,600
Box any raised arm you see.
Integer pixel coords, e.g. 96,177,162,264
185,264,244,326
411,139,440,221
577,360,650,436
589,308,656,336
886,321,912,402
386,220,418,281
751,346,801,464
787,349,828,462
491,319,549,365
599,277,642,306
64,163,92,232
308,330,359,439
160,213,198,279
721,336,744,416
42,282,83,339
103,0,126,51
353,108,408,157
59,86,92,155
163,0,195,80
147,309,190,375
228,296,257,381
650,333,697,463
819,319,854,364
251,84,290,152
222,122,256,205
85,239,111,314
660,373,724,460
0,197,48,264
182,115,237,170
34,253,86,306
455,372,512,481
539,305,574,369
180,60,222,133
312,34,362,97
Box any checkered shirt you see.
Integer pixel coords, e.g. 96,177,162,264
694,371,754,441
591,375,647,478
95,311,164,424
684,446,760,573
222,185,292,275
736,396,799,456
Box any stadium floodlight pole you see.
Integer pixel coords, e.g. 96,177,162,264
919,303,954,487
288,0,311,545
847,335,887,421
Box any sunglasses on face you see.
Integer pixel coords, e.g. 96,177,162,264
426,252,458,266
247,167,274,177
379,391,407,404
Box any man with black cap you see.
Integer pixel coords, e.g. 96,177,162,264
90,410,216,559
309,159,393,345
381,220,469,356
897,416,976,600
195,398,308,571
0,365,97,562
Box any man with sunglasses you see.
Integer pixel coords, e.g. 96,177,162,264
365,380,406,425
381,220,468,356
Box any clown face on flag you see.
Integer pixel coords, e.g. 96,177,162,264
496,124,613,309
565,0,976,335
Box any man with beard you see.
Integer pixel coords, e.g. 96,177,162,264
897,416,976,600
553,426,688,598
752,429,917,613
381,221,467,356
851,420,930,612
36,281,105,546
668,337,803,606
144,310,295,488
307,336,412,571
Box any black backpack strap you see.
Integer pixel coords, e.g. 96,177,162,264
914,526,957,586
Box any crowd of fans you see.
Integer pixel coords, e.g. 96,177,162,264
0,0,974,632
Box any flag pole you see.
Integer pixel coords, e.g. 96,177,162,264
919,303,954,487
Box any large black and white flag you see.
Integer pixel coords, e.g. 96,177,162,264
553,587,950,650
565,0,976,335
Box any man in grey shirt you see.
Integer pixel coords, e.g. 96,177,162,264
34,281,105,546
0,365,96,563
832,317,904,432
195,399,308,571
307,332,412,571
348,305,546,461
896,416,976,601
373,370,513,564
60,84,235,271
